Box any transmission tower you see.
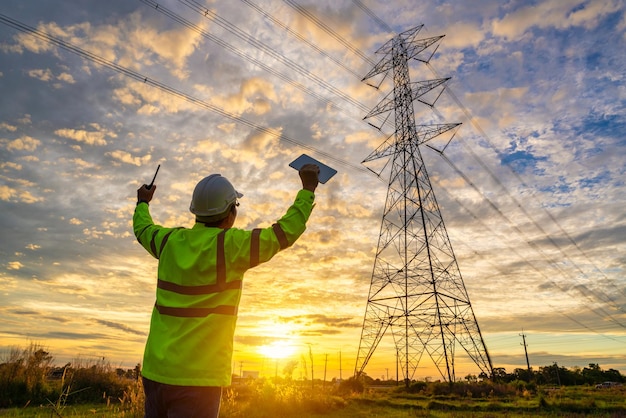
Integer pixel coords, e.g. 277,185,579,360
355,26,493,384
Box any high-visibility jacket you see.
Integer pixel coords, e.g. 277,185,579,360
133,189,315,387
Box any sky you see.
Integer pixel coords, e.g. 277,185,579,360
1,0,625,382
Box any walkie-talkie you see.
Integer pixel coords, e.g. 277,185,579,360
147,164,160,190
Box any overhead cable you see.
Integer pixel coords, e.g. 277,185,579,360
0,12,367,174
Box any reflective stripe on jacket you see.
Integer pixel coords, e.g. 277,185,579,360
133,189,314,387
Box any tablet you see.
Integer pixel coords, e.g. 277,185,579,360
289,154,337,184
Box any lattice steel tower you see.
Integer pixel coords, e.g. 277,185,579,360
355,26,493,383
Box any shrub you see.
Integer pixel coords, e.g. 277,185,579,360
64,357,129,404
219,379,347,417
337,376,365,394
0,343,56,408
407,380,428,393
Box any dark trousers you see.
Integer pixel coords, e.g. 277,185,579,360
143,376,222,418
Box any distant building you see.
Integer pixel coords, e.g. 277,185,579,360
242,370,259,379
595,381,622,389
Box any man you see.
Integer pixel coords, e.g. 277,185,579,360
134,163,319,417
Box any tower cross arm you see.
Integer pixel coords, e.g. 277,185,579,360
362,131,397,163
361,54,395,82
362,35,445,82
416,123,461,146
364,78,451,120
375,25,425,55
404,35,445,62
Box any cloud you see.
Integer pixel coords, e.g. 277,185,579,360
44,331,110,340
93,319,145,337
464,87,530,130
112,80,198,115
0,184,17,201
0,0,624,377
0,161,22,171
280,314,360,329
491,0,623,40
288,2,365,57
235,334,276,347
220,128,286,169
27,68,54,82
4,135,41,152
6,261,24,270
211,77,278,116
11,25,58,54
118,11,206,79
54,127,111,146
25,67,75,88
9,11,202,80
106,150,151,166
444,22,486,49
0,122,17,132
0,184,44,204
57,72,75,84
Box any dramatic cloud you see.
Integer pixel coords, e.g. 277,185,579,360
0,0,624,381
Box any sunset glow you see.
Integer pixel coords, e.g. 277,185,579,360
258,341,298,360
1,0,625,382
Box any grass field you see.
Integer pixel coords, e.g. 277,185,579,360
1,381,625,418
1,346,624,417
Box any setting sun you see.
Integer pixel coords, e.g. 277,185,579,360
254,319,301,359
258,341,297,359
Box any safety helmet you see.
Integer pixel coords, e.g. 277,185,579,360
189,174,243,219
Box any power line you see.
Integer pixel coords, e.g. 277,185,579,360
352,0,393,33
425,62,626,305
425,95,626,320
0,12,366,174
5,1,622,342
436,152,625,330
137,0,362,123
173,0,375,117
239,0,363,79
334,3,626,332
282,0,375,65
432,177,626,342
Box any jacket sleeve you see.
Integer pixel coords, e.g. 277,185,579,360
255,189,315,264
133,202,177,259
275,189,315,244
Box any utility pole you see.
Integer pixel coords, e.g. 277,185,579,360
355,25,493,385
520,330,530,377
396,348,399,386
554,362,561,386
339,350,342,381
309,345,314,389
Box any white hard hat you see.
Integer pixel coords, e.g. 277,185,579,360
189,174,243,218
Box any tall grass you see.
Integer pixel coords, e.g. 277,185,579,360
2,345,626,417
0,343,56,408
220,379,347,418
0,343,142,416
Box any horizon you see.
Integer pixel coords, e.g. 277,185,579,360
4,339,624,384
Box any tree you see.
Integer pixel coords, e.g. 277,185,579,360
282,360,298,380
604,368,624,383
512,367,533,383
464,374,478,383
491,367,507,382
582,363,604,384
